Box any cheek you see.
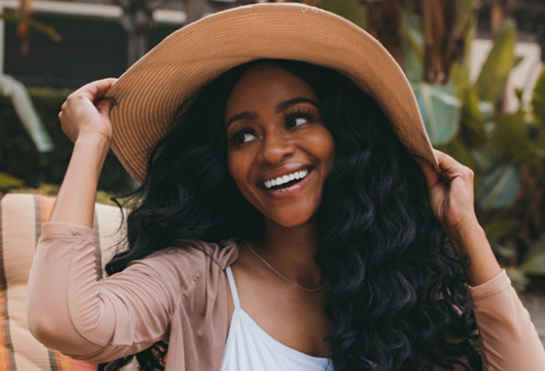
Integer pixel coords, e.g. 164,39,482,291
323,135,336,172
307,127,336,172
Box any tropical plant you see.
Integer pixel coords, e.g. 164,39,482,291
0,75,55,191
318,0,545,290
0,0,61,192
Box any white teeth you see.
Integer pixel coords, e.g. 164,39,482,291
263,168,310,189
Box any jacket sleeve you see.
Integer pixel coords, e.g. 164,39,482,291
27,221,199,363
466,269,545,371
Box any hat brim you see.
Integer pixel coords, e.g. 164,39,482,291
105,2,438,184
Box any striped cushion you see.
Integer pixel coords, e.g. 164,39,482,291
0,193,136,370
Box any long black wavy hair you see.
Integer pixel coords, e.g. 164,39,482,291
100,59,483,371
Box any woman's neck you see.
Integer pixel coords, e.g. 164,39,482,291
250,218,324,288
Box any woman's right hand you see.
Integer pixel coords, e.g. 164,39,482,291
58,78,117,143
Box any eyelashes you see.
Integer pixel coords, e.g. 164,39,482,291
283,105,317,120
229,128,257,144
227,104,321,145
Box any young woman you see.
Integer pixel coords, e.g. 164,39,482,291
27,3,545,371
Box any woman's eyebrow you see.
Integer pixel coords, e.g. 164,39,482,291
275,97,319,113
225,97,319,128
226,111,258,128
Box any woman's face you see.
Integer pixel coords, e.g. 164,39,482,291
224,63,335,228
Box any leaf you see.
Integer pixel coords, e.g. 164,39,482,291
0,74,54,152
477,162,521,210
491,111,532,162
450,62,471,94
460,86,486,146
484,219,516,245
402,12,424,82
0,172,24,190
506,267,530,292
531,67,545,127
493,244,517,259
514,87,524,104
470,149,495,172
437,138,474,169
479,101,494,124
0,11,62,42
319,0,366,30
411,83,461,145
474,21,516,102
520,243,545,276
458,0,476,33
514,54,524,67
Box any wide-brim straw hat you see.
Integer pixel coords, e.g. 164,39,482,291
105,2,438,184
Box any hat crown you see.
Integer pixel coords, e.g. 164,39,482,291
106,3,436,183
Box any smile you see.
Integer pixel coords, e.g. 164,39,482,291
263,168,310,189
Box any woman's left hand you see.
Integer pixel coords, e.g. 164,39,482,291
414,150,502,286
413,149,478,235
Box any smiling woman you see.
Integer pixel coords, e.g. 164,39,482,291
225,63,335,229
25,3,545,371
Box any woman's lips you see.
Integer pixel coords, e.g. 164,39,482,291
261,167,315,199
263,167,310,189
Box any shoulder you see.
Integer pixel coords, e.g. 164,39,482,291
145,238,239,269
127,238,240,287
166,238,240,270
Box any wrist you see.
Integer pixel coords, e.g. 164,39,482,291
75,132,111,155
445,219,484,246
444,222,502,287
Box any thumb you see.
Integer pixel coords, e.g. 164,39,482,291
96,98,115,118
413,155,440,191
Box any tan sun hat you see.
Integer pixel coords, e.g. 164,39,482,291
105,2,438,184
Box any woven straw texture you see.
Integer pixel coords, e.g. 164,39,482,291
105,3,438,183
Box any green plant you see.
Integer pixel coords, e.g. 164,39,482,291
0,87,131,199
318,0,545,291
0,11,62,42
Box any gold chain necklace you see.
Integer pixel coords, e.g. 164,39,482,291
243,240,328,293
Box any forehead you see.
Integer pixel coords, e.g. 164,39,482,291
224,64,319,118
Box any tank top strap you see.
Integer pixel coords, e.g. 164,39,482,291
225,266,241,310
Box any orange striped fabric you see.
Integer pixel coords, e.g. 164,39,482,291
38,195,99,371
0,193,134,371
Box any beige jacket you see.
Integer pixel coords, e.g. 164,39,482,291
27,222,545,371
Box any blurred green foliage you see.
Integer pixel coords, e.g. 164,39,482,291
320,0,545,291
0,87,132,204
0,11,62,42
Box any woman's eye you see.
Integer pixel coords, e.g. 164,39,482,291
236,132,255,144
286,115,311,128
293,117,308,126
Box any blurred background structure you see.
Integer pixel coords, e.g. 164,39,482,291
0,0,544,299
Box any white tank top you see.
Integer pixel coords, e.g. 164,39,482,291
220,266,332,371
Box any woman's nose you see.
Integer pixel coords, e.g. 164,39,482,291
259,131,295,165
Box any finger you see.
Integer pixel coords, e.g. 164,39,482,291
96,98,114,118
434,150,472,182
413,155,440,190
434,149,467,178
78,78,117,102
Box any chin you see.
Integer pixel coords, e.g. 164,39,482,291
267,209,316,228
